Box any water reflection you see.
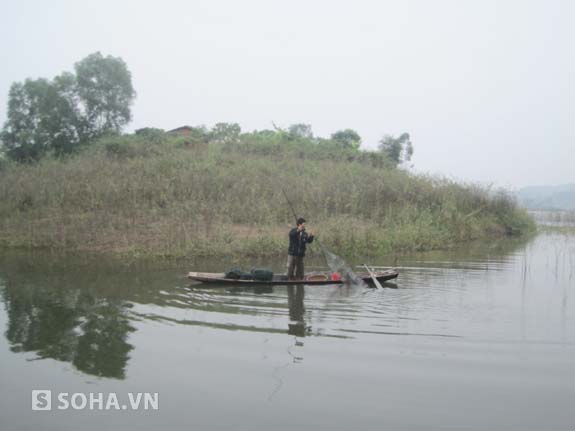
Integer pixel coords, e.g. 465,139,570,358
2,228,575,431
287,285,306,337
0,254,315,379
0,231,552,381
0,254,143,379
1,282,134,379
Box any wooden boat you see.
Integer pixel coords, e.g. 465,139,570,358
187,269,398,286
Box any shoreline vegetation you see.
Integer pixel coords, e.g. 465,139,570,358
0,127,535,260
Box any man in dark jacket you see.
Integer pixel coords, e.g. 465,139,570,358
287,217,314,280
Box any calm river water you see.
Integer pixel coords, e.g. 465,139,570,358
1,222,574,430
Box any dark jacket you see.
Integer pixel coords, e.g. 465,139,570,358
288,227,314,257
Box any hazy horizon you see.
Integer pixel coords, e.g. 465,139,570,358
1,0,573,189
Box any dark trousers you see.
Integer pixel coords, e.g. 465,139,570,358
287,255,304,280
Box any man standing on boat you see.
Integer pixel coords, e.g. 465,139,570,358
287,217,314,280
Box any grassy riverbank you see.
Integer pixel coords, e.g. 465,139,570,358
0,132,535,259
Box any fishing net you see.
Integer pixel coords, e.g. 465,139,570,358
316,239,367,287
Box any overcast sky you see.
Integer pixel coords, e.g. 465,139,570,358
1,0,573,188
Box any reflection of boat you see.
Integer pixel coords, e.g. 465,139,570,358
187,269,399,286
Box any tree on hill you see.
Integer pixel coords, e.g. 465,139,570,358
288,123,313,139
74,52,135,139
0,52,135,162
330,129,361,150
0,78,80,161
378,132,413,167
210,122,241,144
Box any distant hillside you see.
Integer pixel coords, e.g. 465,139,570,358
517,183,575,210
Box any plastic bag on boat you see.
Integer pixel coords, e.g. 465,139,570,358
251,268,274,281
225,268,253,280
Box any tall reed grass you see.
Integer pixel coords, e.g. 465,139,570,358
0,133,535,258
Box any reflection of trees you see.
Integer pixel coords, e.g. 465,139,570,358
73,298,134,379
0,252,334,380
1,277,134,379
4,287,80,361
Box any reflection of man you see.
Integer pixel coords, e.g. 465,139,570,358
287,285,306,337
287,217,314,280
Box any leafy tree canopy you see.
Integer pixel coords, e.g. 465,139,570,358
74,52,135,138
210,122,241,144
288,123,313,139
378,133,413,167
330,129,362,150
1,52,135,162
